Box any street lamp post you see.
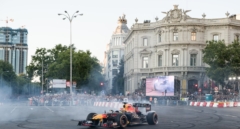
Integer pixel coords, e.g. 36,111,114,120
58,11,83,105
41,57,43,95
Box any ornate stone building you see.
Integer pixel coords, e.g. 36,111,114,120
104,14,129,92
123,5,240,95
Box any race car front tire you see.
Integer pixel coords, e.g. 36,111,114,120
86,113,99,128
116,114,128,128
146,112,158,125
86,113,97,120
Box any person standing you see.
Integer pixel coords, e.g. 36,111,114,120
149,96,153,104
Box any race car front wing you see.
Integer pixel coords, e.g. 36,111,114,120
78,120,119,128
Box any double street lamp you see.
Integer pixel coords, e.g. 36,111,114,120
58,11,83,105
229,76,240,95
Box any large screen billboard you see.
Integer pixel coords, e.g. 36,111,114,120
146,76,174,96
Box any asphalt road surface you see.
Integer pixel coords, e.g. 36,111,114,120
0,105,240,129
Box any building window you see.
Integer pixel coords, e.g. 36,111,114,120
20,33,24,43
213,34,219,41
173,33,178,41
5,34,9,42
172,55,179,66
112,51,118,58
112,60,118,67
158,55,162,66
191,32,196,41
190,54,197,66
158,34,161,42
143,38,148,46
142,57,148,68
235,35,239,41
112,69,118,75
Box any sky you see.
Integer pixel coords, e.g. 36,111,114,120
0,0,239,65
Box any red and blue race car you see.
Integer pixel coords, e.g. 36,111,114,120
78,102,158,128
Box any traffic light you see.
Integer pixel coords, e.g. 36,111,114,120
100,82,104,86
195,84,198,87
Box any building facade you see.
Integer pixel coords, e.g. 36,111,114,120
123,5,240,95
104,14,129,91
0,27,28,74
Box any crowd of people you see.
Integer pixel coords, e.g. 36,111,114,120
28,92,147,106
1,90,239,106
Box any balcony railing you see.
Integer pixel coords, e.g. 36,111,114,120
138,66,205,73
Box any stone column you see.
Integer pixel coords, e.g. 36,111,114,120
181,49,184,66
199,49,202,66
184,49,187,66
166,49,169,66
185,49,188,67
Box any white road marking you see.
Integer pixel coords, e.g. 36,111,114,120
217,114,237,118
44,106,54,112
60,107,65,109
161,106,201,112
10,107,17,113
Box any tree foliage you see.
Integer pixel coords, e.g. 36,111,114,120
202,40,240,86
0,60,31,95
26,44,103,91
112,59,124,94
0,60,16,82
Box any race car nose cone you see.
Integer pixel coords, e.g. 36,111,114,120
78,121,82,125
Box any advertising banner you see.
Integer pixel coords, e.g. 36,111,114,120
146,76,174,96
52,79,66,88
66,81,77,87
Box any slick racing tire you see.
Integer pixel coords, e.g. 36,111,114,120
116,114,128,129
146,112,158,125
86,113,99,128
86,113,97,120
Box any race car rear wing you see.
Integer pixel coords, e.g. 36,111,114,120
132,103,151,112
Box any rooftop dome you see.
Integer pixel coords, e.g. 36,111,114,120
114,14,129,34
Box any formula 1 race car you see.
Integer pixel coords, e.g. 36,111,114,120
78,102,158,128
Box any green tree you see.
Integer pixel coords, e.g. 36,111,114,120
112,59,124,94
227,40,240,76
27,44,104,92
202,40,240,86
0,60,16,85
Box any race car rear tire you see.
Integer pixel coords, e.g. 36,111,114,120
116,114,128,128
86,113,99,128
146,112,158,125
